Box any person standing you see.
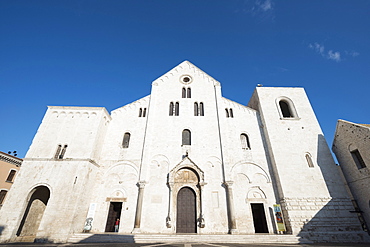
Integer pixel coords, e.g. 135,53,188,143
114,218,120,232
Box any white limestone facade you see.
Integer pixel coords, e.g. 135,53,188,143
0,61,367,243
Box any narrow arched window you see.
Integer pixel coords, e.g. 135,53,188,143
139,108,143,117
279,100,293,118
54,145,62,159
194,102,199,116
122,133,131,148
229,108,233,118
200,102,204,116
187,88,191,98
143,108,147,117
59,145,67,159
305,153,314,168
182,129,191,145
175,102,179,116
182,88,186,98
0,190,8,205
169,102,174,116
240,134,250,150
225,109,229,118
6,170,16,182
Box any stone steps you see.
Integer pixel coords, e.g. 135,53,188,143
67,233,308,244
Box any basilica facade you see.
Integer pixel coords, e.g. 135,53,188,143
0,61,366,243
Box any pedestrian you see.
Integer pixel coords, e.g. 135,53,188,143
114,218,120,232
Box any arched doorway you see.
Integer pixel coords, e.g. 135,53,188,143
176,187,196,233
17,186,50,237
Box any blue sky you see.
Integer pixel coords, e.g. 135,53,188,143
0,0,369,158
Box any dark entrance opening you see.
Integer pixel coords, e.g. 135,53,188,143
251,203,269,233
176,187,196,233
105,202,122,232
17,186,50,237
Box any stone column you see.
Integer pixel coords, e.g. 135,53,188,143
198,182,206,228
166,182,174,228
224,181,237,234
132,180,146,232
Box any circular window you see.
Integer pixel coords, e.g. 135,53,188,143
180,75,192,84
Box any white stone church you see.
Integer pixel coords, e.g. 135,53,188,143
0,61,367,243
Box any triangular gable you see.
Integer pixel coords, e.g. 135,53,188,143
152,60,221,87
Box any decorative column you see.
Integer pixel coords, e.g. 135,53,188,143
166,182,174,228
224,180,237,234
132,180,146,232
198,182,207,228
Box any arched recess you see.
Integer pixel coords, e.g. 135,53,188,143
275,96,299,119
167,157,205,233
17,185,51,237
230,162,271,184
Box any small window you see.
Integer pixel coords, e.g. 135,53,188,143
175,102,179,116
182,88,186,98
169,102,174,116
240,134,250,150
279,100,293,118
139,108,143,117
6,170,16,182
59,145,67,159
182,129,191,145
305,153,314,168
194,102,204,116
187,88,191,98
229,108,233,118
122,133,131,148
143,108,147,117
200,102,204,116
225,109,229,118
194,102,199,116
0,190,8,205
351,149,366,169
54,145,62,159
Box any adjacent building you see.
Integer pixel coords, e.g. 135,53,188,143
0,151,22,208
0,61,367,243
332,119,370,233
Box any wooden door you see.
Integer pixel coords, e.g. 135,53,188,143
176,187,196,233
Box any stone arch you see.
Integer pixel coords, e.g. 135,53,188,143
167,157,205,233
230,162,271,183
16,185,51,237
247,186,267,200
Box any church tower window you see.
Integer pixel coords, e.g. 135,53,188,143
175,102,179,116
182,129,191,146
279,100,293,118
143,108,147,117
194,103,198,116
305,153,314,168
199,102,204,116
182,88,186,98
54,144,67,159
187,88,191,98
225,109,229,118
229,108,233,118
122,133,131,148
226,108,233,118
169,102,174,116
351,149,366,169
240,134,251,150
194,102,204,116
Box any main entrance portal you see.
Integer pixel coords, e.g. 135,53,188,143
251,203,268,233
176,187,196,233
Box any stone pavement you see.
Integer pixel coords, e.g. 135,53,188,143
1,243,370,247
